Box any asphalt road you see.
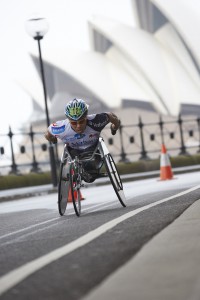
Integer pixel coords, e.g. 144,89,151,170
0,174,200,300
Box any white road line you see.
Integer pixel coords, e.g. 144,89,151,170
0,222,65,248
0,203,111,247
82,200,116,213
0,218,60,240
0,202,111,241
89,202,120,213
0,185,199,296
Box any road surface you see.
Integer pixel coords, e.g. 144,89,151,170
0,172,200,299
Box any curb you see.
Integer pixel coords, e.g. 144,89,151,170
1,165,200,202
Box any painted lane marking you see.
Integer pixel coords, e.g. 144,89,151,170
0,218,60,240
0,201,114,242
0,185,199,296
82,200,117,213
0,222,64,248
89,202,120,213
1,202,115,247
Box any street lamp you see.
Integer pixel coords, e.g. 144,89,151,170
25,16,58,187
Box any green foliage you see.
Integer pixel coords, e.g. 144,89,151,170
0,172,51,190
170,154,200,167
116,159,160,174
1,154,200,190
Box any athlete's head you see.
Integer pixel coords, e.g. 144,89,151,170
65,98,89,121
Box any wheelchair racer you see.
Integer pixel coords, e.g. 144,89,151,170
44,98,120,182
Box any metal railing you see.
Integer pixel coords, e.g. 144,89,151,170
1,114,200,175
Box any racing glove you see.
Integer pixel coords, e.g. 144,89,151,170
44,132,57,144
110,120,121,136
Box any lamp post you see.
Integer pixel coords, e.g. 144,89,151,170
25,17,58,187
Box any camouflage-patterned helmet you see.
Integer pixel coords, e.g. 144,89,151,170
65,98,89,121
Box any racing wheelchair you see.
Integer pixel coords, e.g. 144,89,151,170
58,137,126,216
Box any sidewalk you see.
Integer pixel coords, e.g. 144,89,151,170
0,184,57,201
1,165,200,201
83,198,200,300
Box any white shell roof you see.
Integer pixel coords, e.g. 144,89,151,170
89,16,178,114
151,0,200,65
89,15,200,115
155,23,200,88
29,47,122,107
28,45,163,110
19,3,200,118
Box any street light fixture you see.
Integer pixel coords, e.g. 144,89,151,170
25,16,58,187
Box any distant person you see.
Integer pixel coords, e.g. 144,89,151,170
44,98,120,182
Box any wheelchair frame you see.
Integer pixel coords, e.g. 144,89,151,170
58,137,126,217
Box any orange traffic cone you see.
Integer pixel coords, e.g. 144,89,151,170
68,187,85,202
159,144,173,180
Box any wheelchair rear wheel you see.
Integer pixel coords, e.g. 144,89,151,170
58,162,70,216
104,153,126,207
69,163,82,216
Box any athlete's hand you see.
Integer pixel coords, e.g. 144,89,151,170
44,132,57,144
110,120,121,135
50,136,57,144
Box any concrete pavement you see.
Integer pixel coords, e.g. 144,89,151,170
83,198,200,300
1,169,200,299
0,184,57,201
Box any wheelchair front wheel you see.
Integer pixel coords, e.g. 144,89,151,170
69,163,82,217
58,162,70,216
104,153,126,207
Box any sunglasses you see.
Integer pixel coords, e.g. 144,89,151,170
70,119,86,126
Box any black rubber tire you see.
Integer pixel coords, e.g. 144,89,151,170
58,162,70,216
104,153,126,207
69,163,81,217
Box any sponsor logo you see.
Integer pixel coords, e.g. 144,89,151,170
71,139,97,148
51,125,65,134
63,133,86,142
74,133,86,139
90,120,108,128
64,137,76,142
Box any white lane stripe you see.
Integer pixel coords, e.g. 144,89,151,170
0,185,199,296
1,203,113,247
0,201,111,241
89,202,119,213
0,222,64,248
82,201,116,213
0,218,60,240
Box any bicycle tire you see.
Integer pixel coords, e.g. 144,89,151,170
58,162,70,216
104,153,126,207
69,163,81,216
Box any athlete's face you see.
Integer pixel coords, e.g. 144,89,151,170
69,118,87,133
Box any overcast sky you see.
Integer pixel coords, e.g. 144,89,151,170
0,0,135,132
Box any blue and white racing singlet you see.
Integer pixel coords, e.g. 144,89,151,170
48,113,110,150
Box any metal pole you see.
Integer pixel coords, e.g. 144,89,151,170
159,115,164,144
197,117,200,153
118,124,129,163
178,114,189,156
29,125,41,173
138,116,149,160
8,126,19,174
36,37,58,186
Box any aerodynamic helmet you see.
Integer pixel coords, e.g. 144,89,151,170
65,98,89,121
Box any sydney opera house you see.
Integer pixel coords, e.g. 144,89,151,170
25,0,200,125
